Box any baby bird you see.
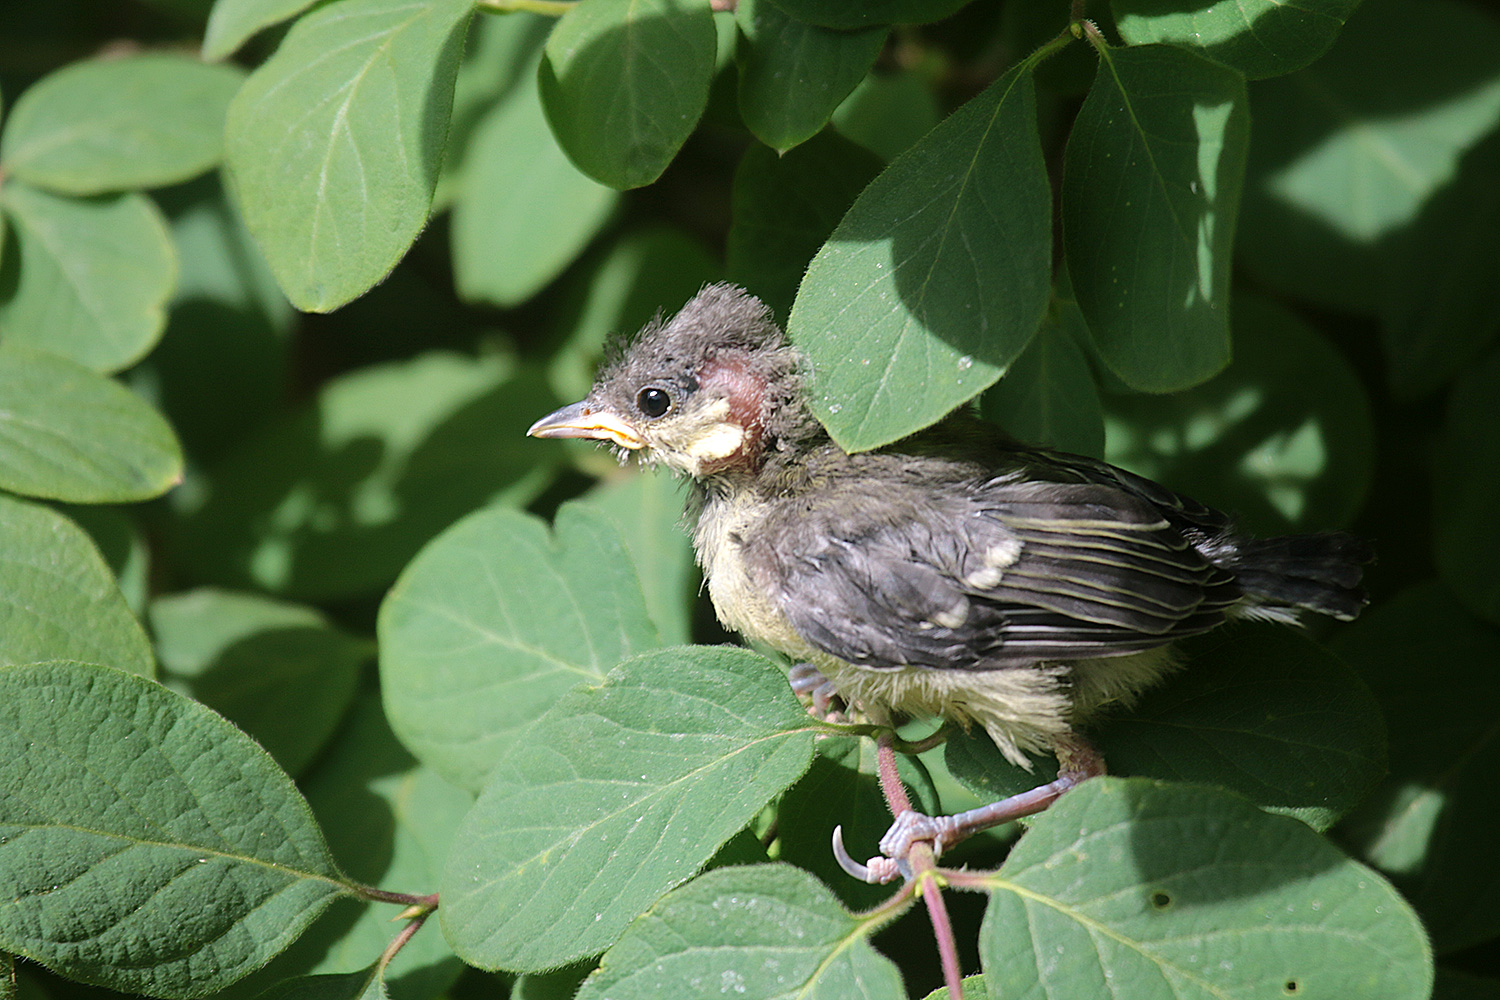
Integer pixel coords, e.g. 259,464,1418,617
529,284,1370,879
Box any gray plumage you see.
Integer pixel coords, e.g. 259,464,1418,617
529,283,1372,766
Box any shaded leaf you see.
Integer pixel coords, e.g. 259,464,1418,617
583,467,696,647
981,778,1432,999
380,502,660,792
1433,347,1500,626
831,70,940,162
440,647,817,972
66,505,150,615
980,284,1105,458
1334,583,1500,953
165,351,559,601
252,968,387,1000
726,130,882,321
0,345,183,503
0,183,176,373
0,496,153,677
764,0,968,30
225,0,473,311
451,53,617,307
574,865,905,1000
1063,43,1246,392
0,662,349,999
204,0,322,60
735,0,886,153
791,60,1051,451
947,624,1387,832
1237,0,1500,313
1103,295,1374,536
151,589,371,778
539,0,717,190
922,975,986,1000
1114,0,1360,79
0,54,244,195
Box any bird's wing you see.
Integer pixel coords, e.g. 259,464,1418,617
745,477,1237,671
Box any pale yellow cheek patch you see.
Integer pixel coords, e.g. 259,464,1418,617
682,422,746,462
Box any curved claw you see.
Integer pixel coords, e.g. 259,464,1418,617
832,826,906,885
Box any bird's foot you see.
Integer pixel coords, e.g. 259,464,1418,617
788,663,846,720
837,740,1107,884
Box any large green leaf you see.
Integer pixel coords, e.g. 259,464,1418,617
1114,0,1360,79
946,625,1387,832
726,131,882,322
0,496,153,677
440,647,818,972
574,865,905,1000
582,467,697,647
0,54,244,195
450,53,618,307
981,779,1432,999
165,351,559,600
1334,583,1500,953
1237,0,1500,314
1103,295,1374,536
539,0,717,190
252,969,388,1000
224,0,473,311
380,502,661,792
734,0,886,153
0,662,349,998
0,183,177,373
204,0,322,60
151,589,371,778
1433,347,1500,626
790,59,1051,451
831,69,940,162
1063,43,1246,392
0,345,183,503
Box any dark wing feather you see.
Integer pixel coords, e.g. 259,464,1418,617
743,474,1238,672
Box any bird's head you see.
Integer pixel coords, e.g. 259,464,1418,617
529,284,818,478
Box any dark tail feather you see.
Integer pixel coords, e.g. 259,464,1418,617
1222,532,1374,621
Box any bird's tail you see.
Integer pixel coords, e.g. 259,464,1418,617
1219,531,1374,622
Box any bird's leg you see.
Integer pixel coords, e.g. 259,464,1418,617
787,663,846,719
853,738,1105,883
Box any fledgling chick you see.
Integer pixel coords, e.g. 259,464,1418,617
529,284,1371,879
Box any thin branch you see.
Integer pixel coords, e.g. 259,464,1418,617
875,732,912,815
353,885,440,909
912,848,963,1000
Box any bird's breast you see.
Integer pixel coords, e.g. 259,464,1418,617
694,489,817,660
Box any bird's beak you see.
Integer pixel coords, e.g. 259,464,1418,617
527,400,646,450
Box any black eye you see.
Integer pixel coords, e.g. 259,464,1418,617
636,387,671,418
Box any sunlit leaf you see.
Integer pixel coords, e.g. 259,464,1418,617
1114,0,1360,79
204,0,321,60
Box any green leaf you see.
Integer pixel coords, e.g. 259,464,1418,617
450,56,618,307
165,351,559,601
0,496,153,677
0,183,177,373
66,505,150,615
1237,0,1500,314
1063,43,1246,392
734,0,887,153
224,0,473,312
947,624,1387,832
1433,347,1500,626
831,70,940,162
440,647,817,972
204,0,321,60
1114,0,1360,79
252,967,388,1000
0,345,183,503
1334,583,1500,953
538,0,717,190
0,662,349,999
380,502,661,792
763,0,968,30
726,130,883,321
791,60,1051,451
583,467,697,647
0,54,244,195
574,865,905,1000
150,589,370,778
263,692,468,997
980,284,1105,458
981,778,1433,999
1103,295,1374,536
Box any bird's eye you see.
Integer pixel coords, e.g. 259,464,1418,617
636,387,671,418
